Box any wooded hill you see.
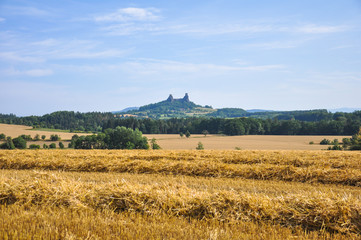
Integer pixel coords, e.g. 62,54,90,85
0,94,360,136
114,93,330,120
114,93,217,119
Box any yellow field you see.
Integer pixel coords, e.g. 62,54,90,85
0,123,88,140
0,123,351,150
1,150,361,239
145,134,350,150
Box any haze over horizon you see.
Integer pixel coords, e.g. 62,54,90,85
1,0,361,116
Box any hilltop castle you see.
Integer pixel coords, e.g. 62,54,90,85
166,93,190,103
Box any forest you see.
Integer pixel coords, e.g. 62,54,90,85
0,110,361,136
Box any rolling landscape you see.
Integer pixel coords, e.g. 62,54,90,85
1,0,361,239
1,96,361,239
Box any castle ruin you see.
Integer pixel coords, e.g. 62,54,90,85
166,93,190,103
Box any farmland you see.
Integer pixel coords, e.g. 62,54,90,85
1,150,361,239
0,123,88,140
144,134,350,150
0,123,351,150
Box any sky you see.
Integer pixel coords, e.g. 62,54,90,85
0,0,361,116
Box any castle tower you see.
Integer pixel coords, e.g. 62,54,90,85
167,94,174,102
183,93,190,102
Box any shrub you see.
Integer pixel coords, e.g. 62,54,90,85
59,142,64,149
43,144,49,149
49,143,56,149
41,135,46,140
50,134,60,141
20,135,32,141
0,137,15,149
309,141,314,145
202,130,209,137
328,145,342,151
0,142,8,149
342,138,352,146
13,137,27,149
125,141,135,149
349,127,361,150
0,133,5,140
349,144,361,150
29,144,40,149
34,134,40,141
71,134,80,141
150,138,161,150
320,139,331,145
72,127,149,150
196,142,204,150
185,130,191,138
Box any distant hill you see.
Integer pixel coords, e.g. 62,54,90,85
113,107,139,114
114,94,346,120
207,108,247,118
122,93,217,119
247,109,274,113
328,108,361,113
118,93,256,119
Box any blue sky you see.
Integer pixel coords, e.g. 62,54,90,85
1,0,361,116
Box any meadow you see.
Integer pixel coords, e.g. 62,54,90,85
1,149,361,239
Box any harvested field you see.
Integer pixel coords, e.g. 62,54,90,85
1,150,361,186
0,123,351,150
144,134,351,150
0,123,88,140
0,150,361,239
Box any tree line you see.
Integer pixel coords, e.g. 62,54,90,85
0,112,113,132
103,115,361,136
1,110,361,136
0,133,64,150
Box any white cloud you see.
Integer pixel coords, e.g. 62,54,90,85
2,68,53,77
0,17,5,23
98,16,352,37
25,69,53,77
101,22,278,36
239,64,286,71
31,39,59,47
4,6,50,17
296,24,349,34
86,59,286,76
45,40,129,59
244,41,299,50
1,39,129,62
54,58,287,77
100,23,161,35
0,52,44,63
119,59,241,75
61,49,126,59
95,8,160,22
159,24,275,35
